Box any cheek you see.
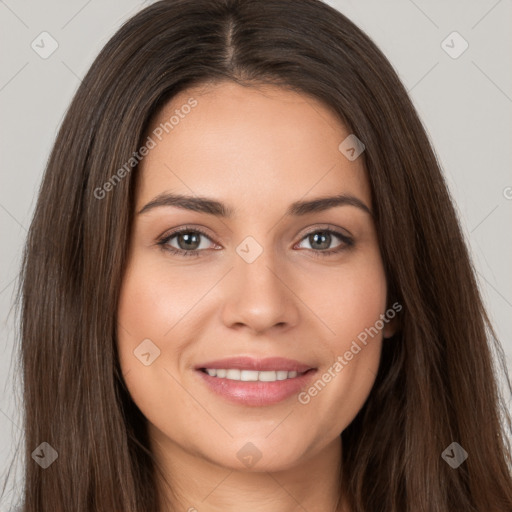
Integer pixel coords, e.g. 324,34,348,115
116,264,168,357
306,250,388,348
297,253,387,429
115,258,181,391
330,254,387,366
115,260,194,431
116,255,202,362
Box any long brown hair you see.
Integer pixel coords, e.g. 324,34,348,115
4,0,511,510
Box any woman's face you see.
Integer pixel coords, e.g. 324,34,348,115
117,81,396,472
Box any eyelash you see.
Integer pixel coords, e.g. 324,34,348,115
157,225,354,259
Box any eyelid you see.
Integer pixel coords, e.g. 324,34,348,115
157,225,218,250
157,223,354,257
158,223,351,242
295,223,353,240
292,226,354,256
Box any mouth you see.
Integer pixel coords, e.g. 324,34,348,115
194,356,318,406
198,367,314,382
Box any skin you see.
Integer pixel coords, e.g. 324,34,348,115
116,81,398,512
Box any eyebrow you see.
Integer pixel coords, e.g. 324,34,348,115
137,192,373,217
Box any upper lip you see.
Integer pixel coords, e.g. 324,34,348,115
195,356,315,373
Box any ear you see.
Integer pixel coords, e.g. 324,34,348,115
382,295,402,339
383,315,399,339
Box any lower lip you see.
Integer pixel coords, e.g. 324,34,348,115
196,369,317,406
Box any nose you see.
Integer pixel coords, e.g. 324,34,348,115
219,242,301,335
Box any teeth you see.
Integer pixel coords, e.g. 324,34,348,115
203,368,302,382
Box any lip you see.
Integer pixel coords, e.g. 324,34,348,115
194,356,317,407
194,356,314,373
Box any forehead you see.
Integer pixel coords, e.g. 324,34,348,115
136,81,371,213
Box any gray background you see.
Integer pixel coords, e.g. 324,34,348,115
1,0,511,507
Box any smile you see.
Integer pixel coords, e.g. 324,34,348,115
200,368,309,382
